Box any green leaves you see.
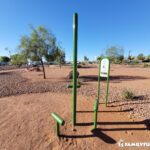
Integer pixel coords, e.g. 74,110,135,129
105,45,124,62
18,25,65,78
137,53,145,61
0,56,10,62
10,54,27,66
19,25,55,61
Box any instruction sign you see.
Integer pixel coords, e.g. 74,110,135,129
100,58,109,77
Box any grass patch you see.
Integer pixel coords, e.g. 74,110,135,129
123,89,134,100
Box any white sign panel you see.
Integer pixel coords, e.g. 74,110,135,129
100,58,109,77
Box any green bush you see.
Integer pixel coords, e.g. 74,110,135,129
129,60,139,65
0,56,10,62
134,60,139,64
113,60,121,64
143,63,150,67
32,64,38,67
123,89,134,100
11,54,27,67
81,62,85,65
122,59,128,64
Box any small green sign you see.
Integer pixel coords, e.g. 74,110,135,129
97,57,110,106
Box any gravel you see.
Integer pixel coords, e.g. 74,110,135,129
0,70,150,120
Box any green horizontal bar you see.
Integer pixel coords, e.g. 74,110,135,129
51,112,65,125
94,99,99,111
67,84,81,88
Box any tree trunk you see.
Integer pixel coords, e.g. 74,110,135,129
41,59,46,79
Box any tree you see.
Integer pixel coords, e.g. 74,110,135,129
148,55,150,61
45,41,65,68
10,54,27,66
55,47,65,68
97,54,104,62
19,25,59,79
0,56,10,62
84,56,89,63
105,45,124,61
137,53,145,61
116,55,124,62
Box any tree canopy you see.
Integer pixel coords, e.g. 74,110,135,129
137,53,145,61
148,54,150,60
19,25,65,79
84,56,89,63
105,45,124,61
10,54,27,66
0,56,10,62
97,54,104,61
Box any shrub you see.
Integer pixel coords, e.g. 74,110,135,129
133,60,139,64
129,60,139,65
123,89,134,100
122,59,128,64
81,62,85,65
113,60,121,64
143,63,150,67
11,54,27,67
32,64,38,67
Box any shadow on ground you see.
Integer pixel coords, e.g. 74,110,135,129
77,108,133,113
60,129,116,144
79,75,148,83
0,71,15,76
75,119,150,130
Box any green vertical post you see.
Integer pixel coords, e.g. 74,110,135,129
72,13,78,126
94,100,98,129
94,110,97,129
97,61,101,101
105,59,110,107
56,122,59,136
51,112,65,136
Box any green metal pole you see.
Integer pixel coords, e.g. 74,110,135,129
97,60,101,101
94,100,98,129
56,122,59,136
72,13,78,126
105,60,110,107
94,110,97,129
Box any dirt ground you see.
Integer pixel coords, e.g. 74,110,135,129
0,64,150,150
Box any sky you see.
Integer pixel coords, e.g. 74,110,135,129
0,0,150,61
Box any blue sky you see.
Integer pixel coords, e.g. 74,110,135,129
0,0,150,61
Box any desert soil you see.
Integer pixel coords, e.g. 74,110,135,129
0,64,150,150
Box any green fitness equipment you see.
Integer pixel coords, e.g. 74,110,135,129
66,13,78,126
97,57,110,106
51,112,65,136
94,100,99,129
72,13,79,126
94,57,110,129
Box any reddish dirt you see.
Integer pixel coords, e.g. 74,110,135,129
0,92,150,150
0,64,150,150
22,64,150,91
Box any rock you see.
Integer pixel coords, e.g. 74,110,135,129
67,70,79,79
27,66,40,72
72,128,77,132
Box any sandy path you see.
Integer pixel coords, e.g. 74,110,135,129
0,92,150,150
